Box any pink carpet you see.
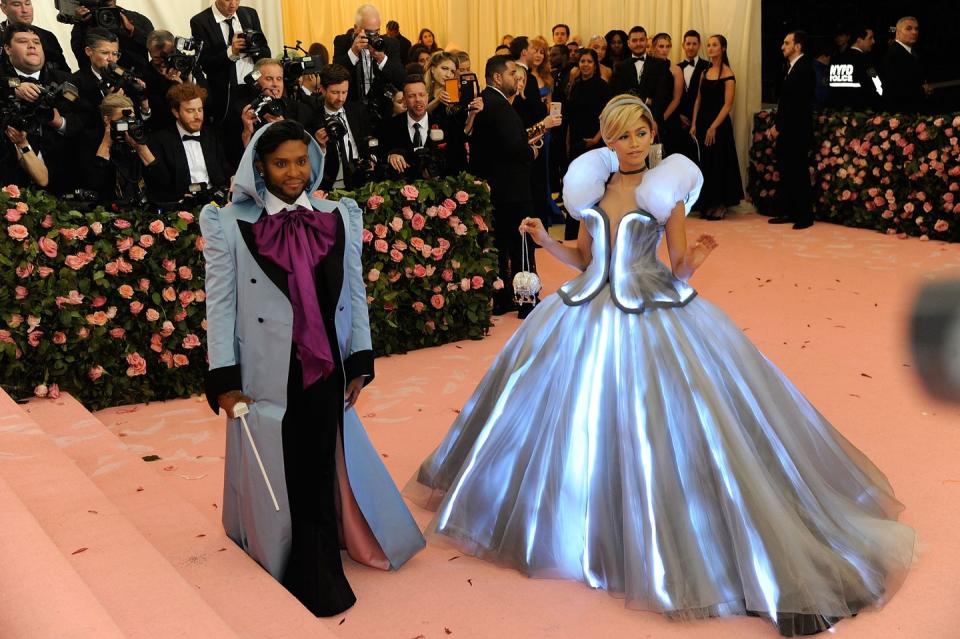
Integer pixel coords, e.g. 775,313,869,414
12,212,960,638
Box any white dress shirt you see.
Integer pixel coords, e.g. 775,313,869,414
633,54,646,81
683,59,697,89
407,112,429,150
176,122,210,186
896,40,913,55
786,53,805,76
264,190,312,215
347,45,389,96
211,2,253,85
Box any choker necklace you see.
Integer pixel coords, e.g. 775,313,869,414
618,167,647,175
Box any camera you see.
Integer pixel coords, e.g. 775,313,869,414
282,54,319,94
162,36,203,77
100,62,145,100
55,0,122,32
248,93,285,127
238,29,268,58
362,81,399,124
110,108,147,145
364,29,386,52
322,112,347,140
0,78,79,135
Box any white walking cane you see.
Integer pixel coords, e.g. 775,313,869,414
232,401,280,511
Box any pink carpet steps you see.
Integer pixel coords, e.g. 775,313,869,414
3,212,960,638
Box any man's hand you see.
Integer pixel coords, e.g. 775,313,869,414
14,82,41,102
217,390,256,419
48,108,64,130
231,33,246,57
76,5,92,21
162,66,184,84
370,48,386,64
351,29,369,57
388,153,410,173
344,377,365,408
314,127,329,151
119,11,135,37
544,114,562,129
5,126,28,147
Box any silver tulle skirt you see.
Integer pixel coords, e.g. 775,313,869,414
404,286,915,635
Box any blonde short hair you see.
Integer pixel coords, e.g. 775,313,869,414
99,93,134,118
599,94,656,144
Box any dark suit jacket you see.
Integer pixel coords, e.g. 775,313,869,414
513,63,548,127
880,42,926,114
319,101,373,190
0,22,70,73
143,125,232,203
678,58,710,120
610,55,673,126
470,87,535,205
332,30,406,106
394,33,412,65
776,54,816,145
68,66,111,154
376,108,464,177
190,6,271,125
71,7,153,73
828,48,881,111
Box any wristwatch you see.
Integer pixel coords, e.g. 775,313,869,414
19,145,32,155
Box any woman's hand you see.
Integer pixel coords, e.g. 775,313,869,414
438,89,453,106
684,234,718,271
218,390,256,419
543,114,562,129
467,96,483,113
519,216,550,246
704,125,717,146
345,377,365,408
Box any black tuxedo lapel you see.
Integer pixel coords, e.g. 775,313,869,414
172,137,192,194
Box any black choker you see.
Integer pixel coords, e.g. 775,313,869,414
618,167,647,175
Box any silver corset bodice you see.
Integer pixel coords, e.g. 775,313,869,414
557,206,696,313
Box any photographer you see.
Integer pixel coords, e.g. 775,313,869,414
84,92,154,206
2,23,76,192
0,0,70,72
378,75,461,180
142,83,231,207
144,29,205,133
190,0,271,129
234,58,316,161
69,0,153,74
314,63,373,191
332,4,405,119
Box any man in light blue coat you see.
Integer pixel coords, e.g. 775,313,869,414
200,120,424,616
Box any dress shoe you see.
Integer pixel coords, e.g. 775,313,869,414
792,220,813,230
768,216,792,224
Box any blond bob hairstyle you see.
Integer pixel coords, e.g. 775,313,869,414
599,94,657,145
99,93,135,118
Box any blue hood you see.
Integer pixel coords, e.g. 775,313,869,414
231,120,326,208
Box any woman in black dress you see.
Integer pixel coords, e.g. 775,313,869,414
690,34,744,220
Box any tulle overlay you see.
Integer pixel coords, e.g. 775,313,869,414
404,286,915,631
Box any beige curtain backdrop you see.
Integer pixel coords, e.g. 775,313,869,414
281,0,761,184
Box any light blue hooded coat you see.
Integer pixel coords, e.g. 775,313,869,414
199,122,425,580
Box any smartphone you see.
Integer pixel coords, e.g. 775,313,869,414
444,78,460,103
550,101,562,117
459,72,479,106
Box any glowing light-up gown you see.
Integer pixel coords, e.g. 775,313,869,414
404,151,914,636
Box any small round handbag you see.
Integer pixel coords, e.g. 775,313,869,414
512,231,541,305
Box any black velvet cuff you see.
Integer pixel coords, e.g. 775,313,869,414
204,364,242,415
344,349,375,387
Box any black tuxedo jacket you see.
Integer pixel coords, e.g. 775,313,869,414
470,87,535,205
319,101,373,190
828,48,881,111
880,42,926,114
143,125,232,203
678,58,710,120
68,66,114,155
610,55,673,125
394,33,412,64
776,55,816,143
376,108,464,176
332,31,406,105
513,64,548,127
71,7,153,73
190,6,272,125
0,22,70,73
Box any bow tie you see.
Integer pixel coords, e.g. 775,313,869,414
680,60,696,68
182,134,201,142
633,55,646,62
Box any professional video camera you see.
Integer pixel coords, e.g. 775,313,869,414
280,42,320,96
162,36,203,77
238,29,268,58
0,78,79,135
54,0,122,32
110,108,147,145
100,62,145,100
248,93,285,128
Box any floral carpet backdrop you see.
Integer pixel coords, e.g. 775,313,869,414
0,176,498,410
749,110,960,242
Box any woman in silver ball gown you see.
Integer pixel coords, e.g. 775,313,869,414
405,94,915,636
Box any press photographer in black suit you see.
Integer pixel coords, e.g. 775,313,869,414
332,4,405,120
471,55,543,317
69,0,153,74
84,92,156,206
829,26,881,111
768,31,816,230
143,83,231,206
610,26,672,130
190,0,271,128
144,30,206,134
880,16,932,114
313,63,374,191
0,0,69,72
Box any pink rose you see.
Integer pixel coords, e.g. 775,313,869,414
367,195,385,209
437,206,451,219
86,311,108,326
77,327,89,339
160,321,175,337
460,278,471,291
432,247,445,260
177,211,195,223
374,224,388,238
442,268,454,282
430,294,445,309
129,301,144,314
116,236,134,252
125,352,147,377
146,308,160,322
493,278,505,290
182,333,201,350
471,276,484,289
400,184,419,200
109,327,126,339
935,219,949,233
7,224,28,240
173,354,190,367
401,206,414,220
5,208,22,222
15,286,28,300
38,236,58,258
2,184,21,198
455,223,468,236
179,290,196,306
38,266,53,278
411,213,426,231
104,261,119,276
90,222,103,234
139,234,154,248
9,314,24,328
118,284,134,299
389,216,404,232
113,219,131,229
163,259,176,272
149,219,165,233
388,271,401,283
361,228,374,243
424,320,436,332
16,263,33,279
312,189,328,200
442,198,457,211
426,206,438,218
195,290,205,303
374,238,388,253
150,333,163,352
34,384,48,398
48,383,60,399
410,237,425,250
368,268,380,282
413,264,427,278
473,215,489,232
138,278,150,292
162,286,177,302
178,266,193,280
105,305,117,319
195,237,205,251
88,366,104,381
437,238,451,251
27,330,43,347
163,227,179,241
412,301,426,313
52,332,67,345
163,273,176,283
91,295,106,308
903,202,915,214
389,249,403,262
393,239,407,250
159,350,174,368
454,190,469,204
40,215,53,228
64,255,86,270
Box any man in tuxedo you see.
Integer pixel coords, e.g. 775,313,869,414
0,0,69,72
144,30,206,134
143,83,231,206
829,26,881,111
552,24,570,46
880,16,932,114
314,63,373,191
332,4,405,120
509,35,547,126
676,29,709,161
69,0,153,74
385,20,410,66
610,26,672,130
768,30,816,230
190,0,271,128
471,55,539,317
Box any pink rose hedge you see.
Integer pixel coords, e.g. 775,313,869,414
750,110,960,241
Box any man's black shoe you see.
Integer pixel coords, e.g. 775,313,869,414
792,220,813,230
768,216,792,224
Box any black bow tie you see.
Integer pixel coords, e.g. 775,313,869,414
633,55,645,62
680,59,697,67
182,134,201,142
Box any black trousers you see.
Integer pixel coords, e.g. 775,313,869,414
775,132,814,224
492,199,537,306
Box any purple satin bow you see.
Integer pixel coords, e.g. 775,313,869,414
252,205,339,389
